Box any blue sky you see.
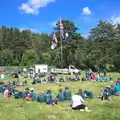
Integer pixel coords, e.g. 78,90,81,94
0,0,120,37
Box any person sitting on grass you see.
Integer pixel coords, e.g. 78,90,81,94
15,79,20,87
72,92,91,112
91,73,96,81
109,74,113,82
101,87,112,101
116,78,120,85
115,83,120,96
30,88,36,102
45,89,52,104
56,88,65,102
9,87,16,96
32,77,37,84
59,78,64,82
37,76,41,83
64,87,71,101
22,88,29,99
110,85,116,95
100,77,105,82
0,85,3,93
37,91,45,103
85,89,93,99
78,88,85,99
84,89,93,99
25,91,30,101
74,75,80,81
0,84,5,93
45,89,57,106
87,71,91,81
14,90,22,99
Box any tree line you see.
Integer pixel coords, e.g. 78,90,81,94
0,20,120,71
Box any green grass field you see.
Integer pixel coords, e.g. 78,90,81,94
0,72,120,120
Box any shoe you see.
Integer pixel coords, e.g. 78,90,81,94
86,110,92,112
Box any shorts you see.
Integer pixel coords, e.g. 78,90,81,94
72,104,86,110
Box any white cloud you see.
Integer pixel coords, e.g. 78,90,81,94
82,7,91,15
19,0,56,15
19,28,40,33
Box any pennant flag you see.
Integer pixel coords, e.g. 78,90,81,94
65,32,69,41
51,33,57,49
60,17,64,38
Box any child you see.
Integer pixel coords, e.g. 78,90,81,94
14,90,22,99
109,75,113,82
116,78,120,85
32,77,37,84
25,92,30,101
115,83,120,96
4,88,9,100
45,90,52,104
37,77,41,83
37,91,45,103
100,77,104,82
30,88,36,102
87,89,93,99
84,90,88,99
110,85,116,95
64,87,71,101
56,89,64,102
101,87,111,101
78,88,85,99
45,90,57,106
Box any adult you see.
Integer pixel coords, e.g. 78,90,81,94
72,92,90,112
104,67,107,77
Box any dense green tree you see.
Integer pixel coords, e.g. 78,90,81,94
0,19,120,71
0,49,13,66
21,49,37,66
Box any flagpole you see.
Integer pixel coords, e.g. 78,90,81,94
60,33,63,76
59,17,64,78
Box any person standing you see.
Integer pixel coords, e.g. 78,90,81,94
4,88,9,100
104,65,107,77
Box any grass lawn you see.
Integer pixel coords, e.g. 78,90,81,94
0,72,120,120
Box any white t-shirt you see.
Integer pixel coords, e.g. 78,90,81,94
72,95,84,108
1,74,4,79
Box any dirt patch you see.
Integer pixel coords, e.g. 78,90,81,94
45,115,57,120
13,107,24,111
26,101,33,104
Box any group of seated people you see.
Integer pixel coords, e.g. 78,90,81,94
1,74,120,112
98,82,120,100
31,76,41,84
31,75,80,84
1,83,94,107
86,69,114,82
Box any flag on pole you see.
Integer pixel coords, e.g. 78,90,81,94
51,33,57,49
60,17,64,38
65,32,69,41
